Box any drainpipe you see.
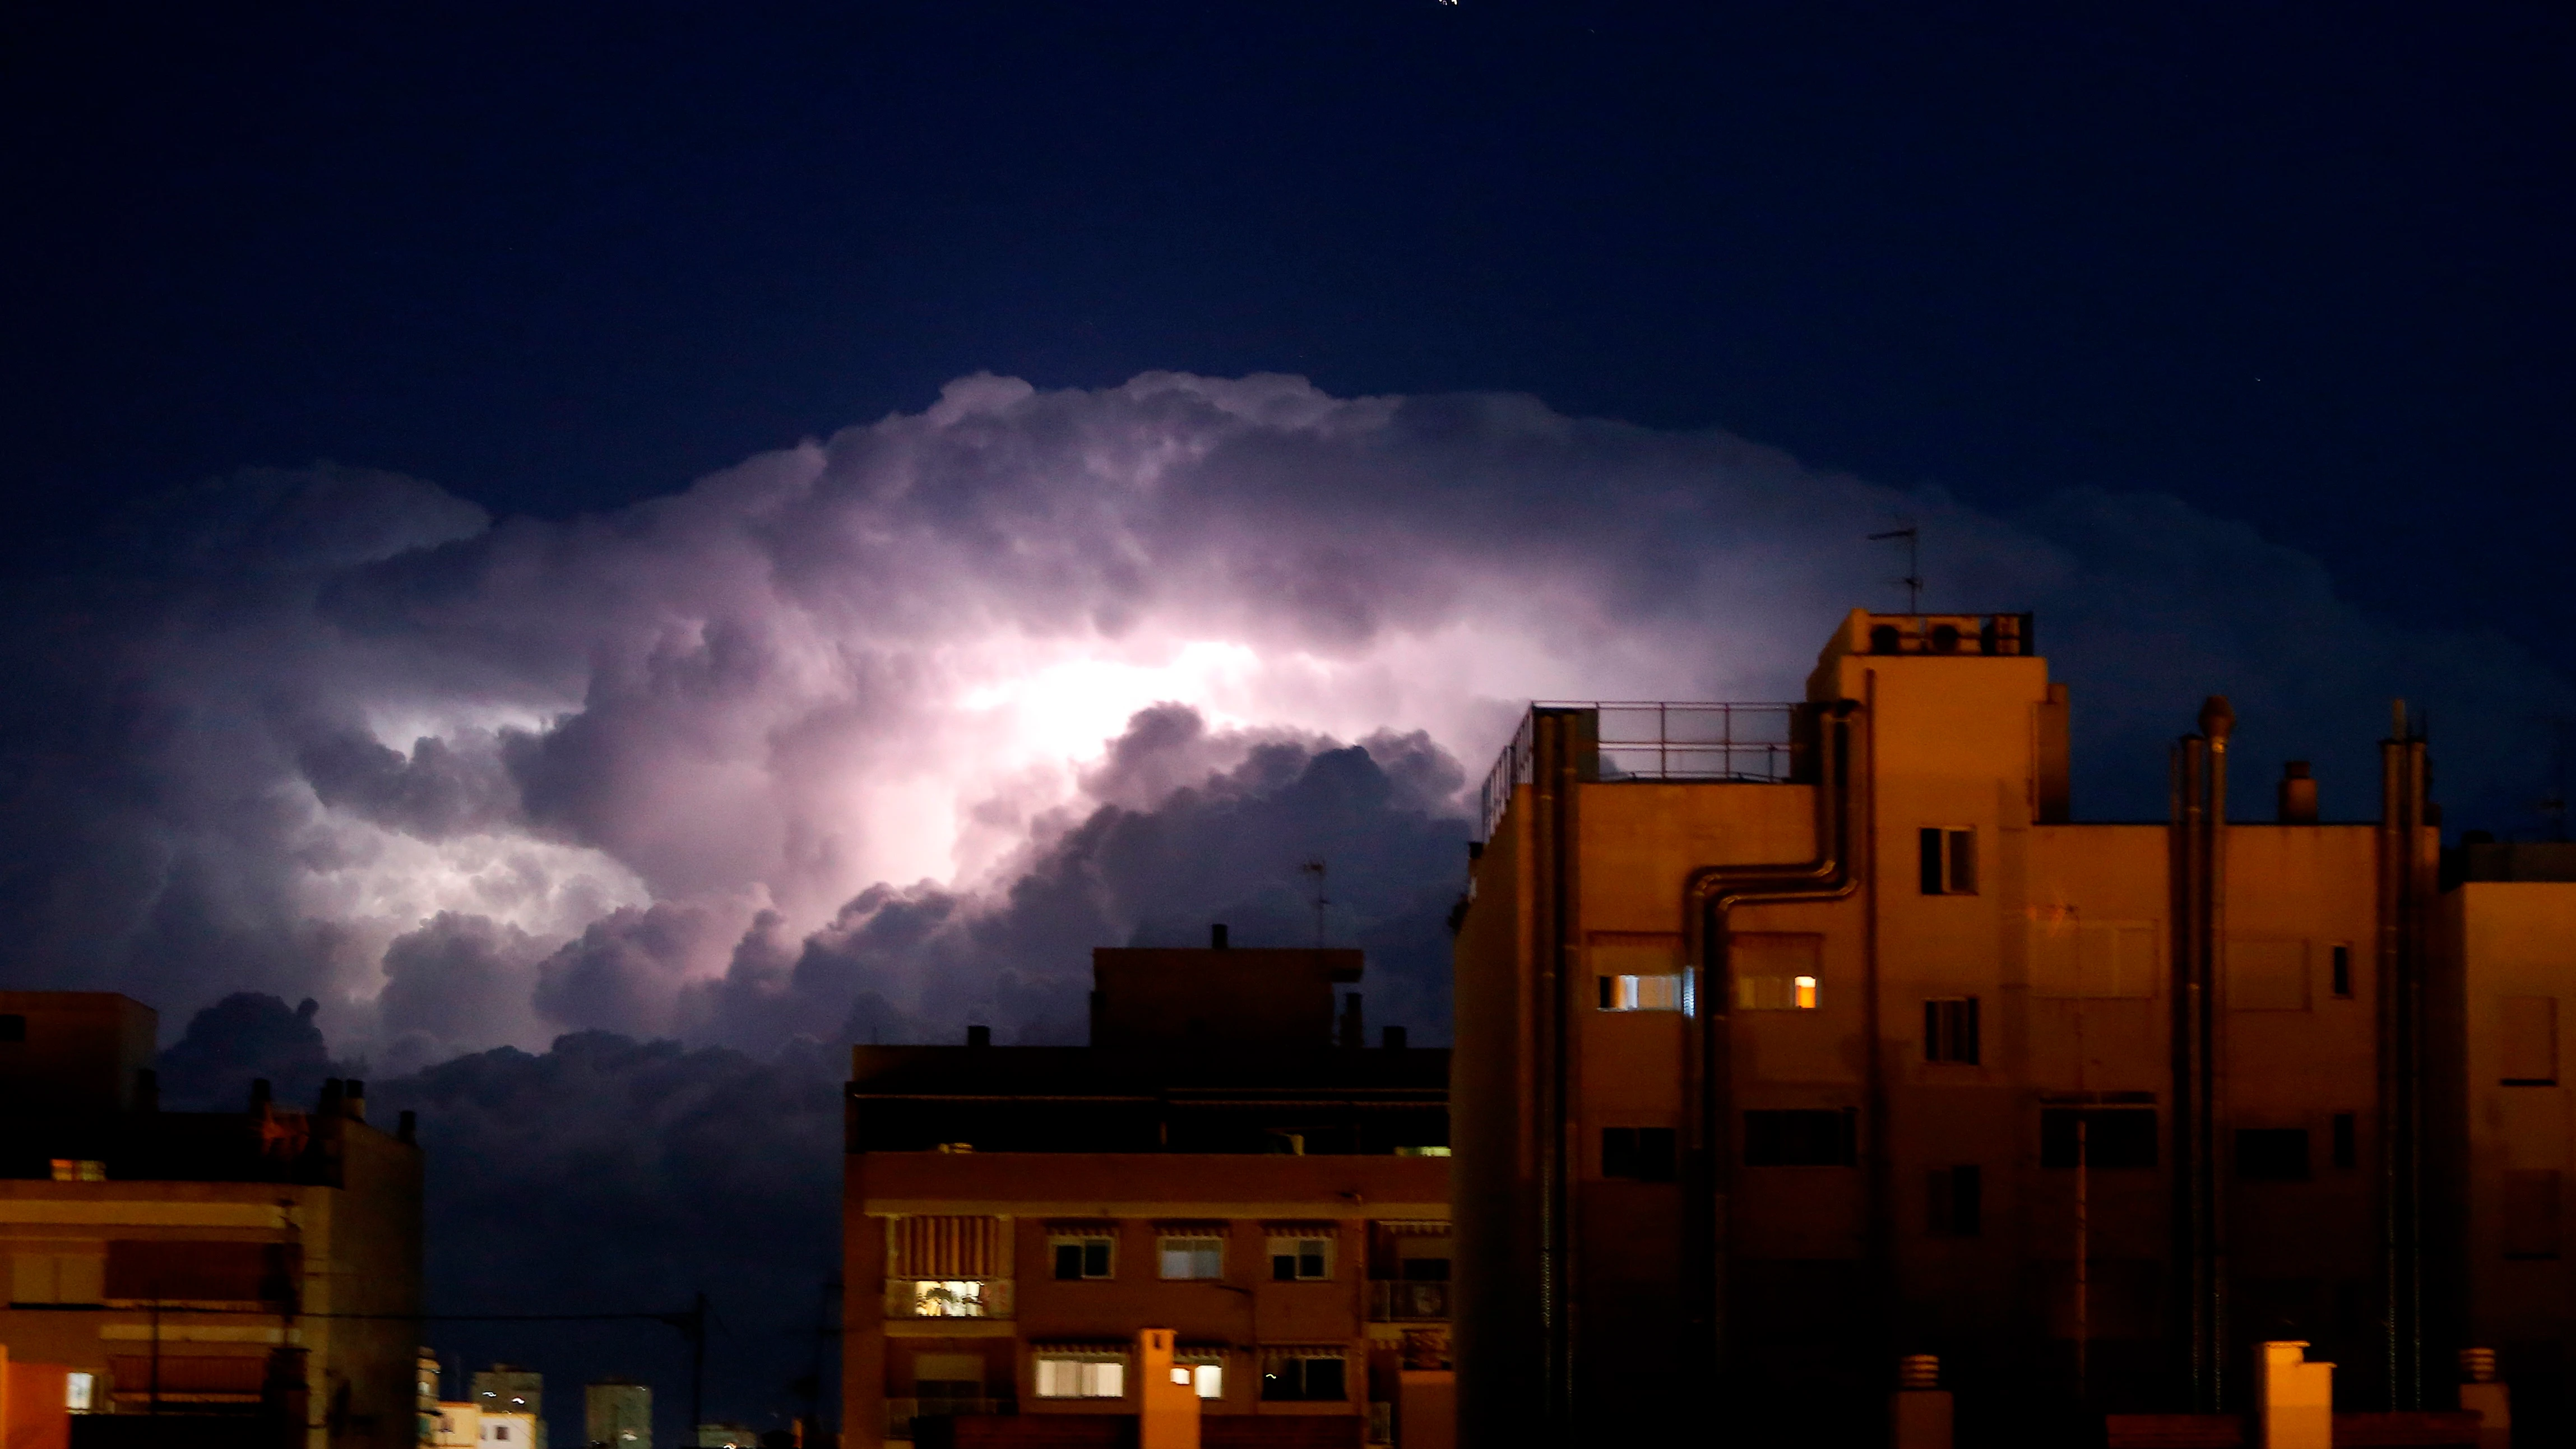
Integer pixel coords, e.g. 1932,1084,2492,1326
1527,707,1595,1442
2200,697,2233,1416
2377,706,2431,1409
1679,697,1864,1386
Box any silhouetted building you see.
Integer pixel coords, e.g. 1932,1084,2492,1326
584,1379,648,1449
842,939,1453,1448
0,991,424,1449
1451,609,2556,1446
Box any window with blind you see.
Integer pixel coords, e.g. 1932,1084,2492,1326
1032,1351,1127,1399
886,1216,1009,1278
1156,1227,1226,1280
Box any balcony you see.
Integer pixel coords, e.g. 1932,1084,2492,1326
884,1398,1012,1441
1366,1279,1449,1322
883,1277,1013,1320
1477,703,1810,841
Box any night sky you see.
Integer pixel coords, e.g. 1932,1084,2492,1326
6,2,2572,1440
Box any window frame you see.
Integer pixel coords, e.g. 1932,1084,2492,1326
1918,827,1978,895
1032,1355,1129,1400
1266,1235,1335,1282
1923,997,1981,1064
1048,1233,1115,1282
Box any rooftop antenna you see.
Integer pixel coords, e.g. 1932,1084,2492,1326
1299,859,1329,948
1868,521,1923,613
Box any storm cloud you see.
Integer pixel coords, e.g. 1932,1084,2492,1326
4,372,2571,1055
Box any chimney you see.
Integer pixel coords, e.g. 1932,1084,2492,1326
344,1078,367,1122
1338,992,1364,1050
966,1024,992,1048
1382,1026,1408,1050
1211,923,1229,950
2279,761,2319,824
248,1078,273,1113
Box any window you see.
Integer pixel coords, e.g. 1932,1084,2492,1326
492,1429,510,1443
2236,1128,2311,1182
2330,945,2352,999
2504,1170,2561,1260
1268,1234,1333,1281
1736,933,1822,1011
902,1280,986,1318
1928,1165,1981,1237
1175,1360,1225,1399
1034,1357,1127,1399
1261,1351,1347,1402
2040,1108,2157,1169
1597,973,1688,1012
2332,1113,2357,1170
1050,1234,1114,1281
2503,997,2558,1085
1924,998,1980,1064
1158,1236,1224,1280
49,1160,103,1182
65,1373,93,1412
0,1013,24,1043
1919,827,1976,895
1743,1108,1856,1166
1601,1126,1676,1182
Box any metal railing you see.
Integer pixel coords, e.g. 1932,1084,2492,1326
884,1398,1012,1440
1476,703,1809,841
882,1277,1012,1320
1366,1279,1451,1322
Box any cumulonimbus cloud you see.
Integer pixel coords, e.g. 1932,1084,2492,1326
5,373,2568,1057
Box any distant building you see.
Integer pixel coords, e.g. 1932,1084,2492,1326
842,938,1453,1448
470,1367,544,1449
425,1401,481,1449
693,1424,759,1449
0,990,424,1449
584,1378,650,1449
479,1411,538,1449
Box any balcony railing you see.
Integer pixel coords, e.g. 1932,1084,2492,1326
1477,703,1809,841
883,1277,1013,1320
1367,1279,1450,1322
885,1398,1013,1440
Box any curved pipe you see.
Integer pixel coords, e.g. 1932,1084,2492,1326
1678,697,1864,1376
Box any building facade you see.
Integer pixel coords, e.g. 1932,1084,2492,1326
584,1378,650,1449
842,942,1453,1449
1,992,424,1449
1451,610,2489,1446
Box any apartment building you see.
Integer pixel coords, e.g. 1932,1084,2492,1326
842,941,1453,1449
1,992,423,1449
1450,609,2500,1446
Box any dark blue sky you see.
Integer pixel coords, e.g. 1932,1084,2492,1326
7,1,2571,658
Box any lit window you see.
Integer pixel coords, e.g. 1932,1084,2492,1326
907,1280,986,1317
1157,1237,1224,1280
1597,973,1689,1013
1737,975,1820,1011
66,1373,94,1412
49,1159,104,1182
1191,1364,1223,1399
1267,1236,1333,1281
1034,1357,1126,1399
1919,827,1977,895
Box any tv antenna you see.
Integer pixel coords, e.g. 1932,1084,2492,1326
1868,521,1923,613
1299,859,1330,948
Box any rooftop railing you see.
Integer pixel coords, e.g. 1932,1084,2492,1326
1476,703,1810,842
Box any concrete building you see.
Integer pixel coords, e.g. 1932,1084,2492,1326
583,1378,649,1449
1449,609,2513,1445
2438,839,2576,1437
1,991,424,1449
842,940,1452,1449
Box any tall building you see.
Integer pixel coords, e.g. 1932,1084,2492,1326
0,991,424,1449
584,1379,650,1449
842,938,1453,1448
1449,609,2545,1446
